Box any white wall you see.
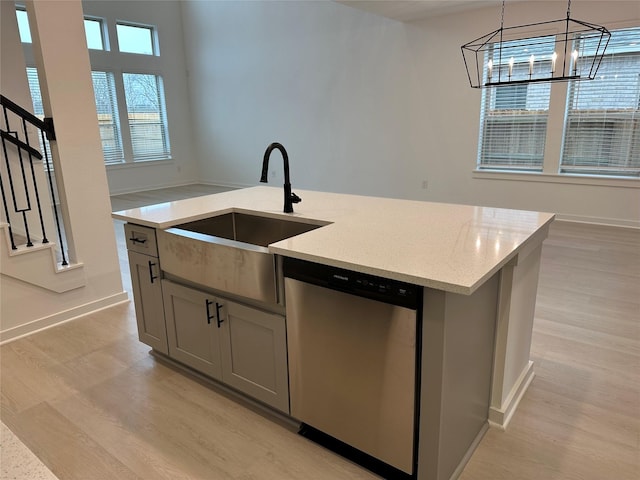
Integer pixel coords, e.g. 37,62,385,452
80,0,199,195
180,0,640,226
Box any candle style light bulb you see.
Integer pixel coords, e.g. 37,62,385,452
508,57,514,79
551,52,558,74
487,59,493,82
572,50,579,74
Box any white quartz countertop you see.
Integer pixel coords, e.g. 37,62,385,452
112,186,555,294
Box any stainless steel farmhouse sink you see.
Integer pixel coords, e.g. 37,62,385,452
173,212,322,247
156,212,326,305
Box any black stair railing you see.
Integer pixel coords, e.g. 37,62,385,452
0,94,68,266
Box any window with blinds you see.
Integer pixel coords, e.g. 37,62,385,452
18,8,172,166
123,73,170,161
477,38,554,171
92,71,123,164
25,67,50,166
561,27,640,177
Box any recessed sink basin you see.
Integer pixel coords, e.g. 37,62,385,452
174,212,323,248
156,212,326,306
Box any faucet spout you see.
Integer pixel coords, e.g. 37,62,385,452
260,142,301,213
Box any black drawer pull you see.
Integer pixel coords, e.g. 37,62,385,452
205,299,214,325
129,236,147,244
215,302,224,328
148,261,158,284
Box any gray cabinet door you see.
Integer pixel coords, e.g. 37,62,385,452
162,280,223,380
128,250,168,354
219,300,289,414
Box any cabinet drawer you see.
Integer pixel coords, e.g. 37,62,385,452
125,223,158,257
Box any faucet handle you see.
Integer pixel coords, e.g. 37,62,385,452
290,192,302,204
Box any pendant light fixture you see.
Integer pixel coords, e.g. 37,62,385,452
461,0,610,88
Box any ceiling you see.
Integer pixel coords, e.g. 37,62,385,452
336,0,505,22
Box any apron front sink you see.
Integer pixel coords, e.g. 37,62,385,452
156,212,325,305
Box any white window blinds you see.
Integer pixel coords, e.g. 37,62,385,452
561,28,640,177
91,71,124,164
123,73,170,161
25,67,51,166
26,67,43,116
477,38,554,171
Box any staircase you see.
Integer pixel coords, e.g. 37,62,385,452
1,94,85,292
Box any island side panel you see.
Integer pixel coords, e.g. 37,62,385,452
418,273,499,480
490,228,547,429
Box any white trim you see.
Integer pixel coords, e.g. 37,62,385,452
108,179,191,196
555,215,640,229
0,292,129,344
203,180,253,190
109,181,247,197
488,360,535,430
472,169,640,188
106,157,174,170
446,422,490,480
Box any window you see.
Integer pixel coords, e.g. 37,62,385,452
476,28,640,179
116,23,154,55
17,8,172,165
16,7,31,43
84,18,105,50
92,72,123,163
123,73,170,160
477,38,554,171
26,68,43,116
561,28,640,177
25,67,50,161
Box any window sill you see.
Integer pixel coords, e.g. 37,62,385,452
472,170,639,189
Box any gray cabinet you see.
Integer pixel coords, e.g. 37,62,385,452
125,221,290,414
161,279,289,413
162,280,223,380
220,300,289,413
126,224,168,354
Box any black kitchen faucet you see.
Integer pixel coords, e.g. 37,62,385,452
260,142,301,213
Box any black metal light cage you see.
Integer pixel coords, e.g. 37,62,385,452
461,9,611,88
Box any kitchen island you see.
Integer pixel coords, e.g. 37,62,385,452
113,186,554,480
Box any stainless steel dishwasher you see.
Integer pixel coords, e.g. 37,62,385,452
283,257,422,480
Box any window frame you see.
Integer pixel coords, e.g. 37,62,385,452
476,38,555,173
474,25,640,185
559,29,640,177
115,21,158,56
17,7,172,166
91,70,124,164
83,16,108,51
122,71,171,162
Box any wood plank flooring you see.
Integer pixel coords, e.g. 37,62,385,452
459,221,640,480
110,184,236,212
2,187,639,479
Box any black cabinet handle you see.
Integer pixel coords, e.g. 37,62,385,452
205,299,214,325
129,236,147,244
215,302,224,328
148,261,158,284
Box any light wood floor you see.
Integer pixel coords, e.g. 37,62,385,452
2,187,639,479
110,184,236,212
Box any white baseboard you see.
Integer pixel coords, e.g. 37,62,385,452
555,214,640,229
488,361,535,430
108,180,198,196
448,422,490,480
109,181,248,197
0,291,129,344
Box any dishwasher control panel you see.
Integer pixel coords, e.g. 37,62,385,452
283,257,421,310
